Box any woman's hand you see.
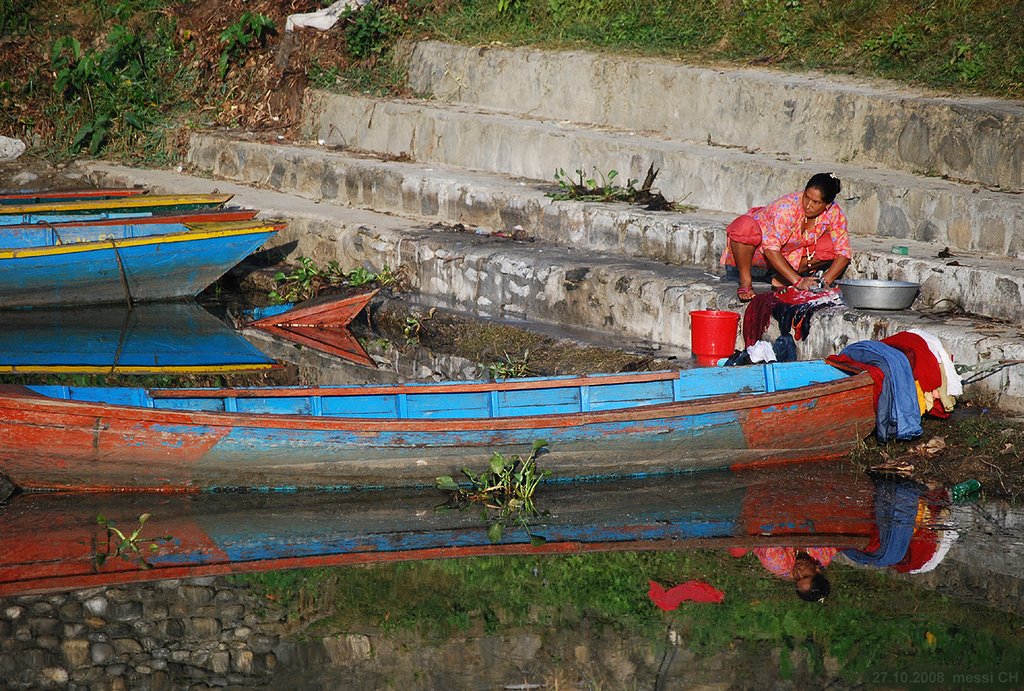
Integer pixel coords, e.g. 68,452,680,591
796,276,820,291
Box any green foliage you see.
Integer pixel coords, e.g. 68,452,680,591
0,0,32,34
268,256,346,303
402,307,435,344
46,16,181,158
343,3,401,61
218,11,276,79
436,439,551,543
486,350,531,379
94,513,173,570
308,61,342,89
549,167,638,202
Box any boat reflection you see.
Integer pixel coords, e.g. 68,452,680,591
0,464,960,597
0,301,277,374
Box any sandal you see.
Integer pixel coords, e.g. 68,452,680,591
736,286,756,302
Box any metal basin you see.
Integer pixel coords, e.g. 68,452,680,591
836,279,920,310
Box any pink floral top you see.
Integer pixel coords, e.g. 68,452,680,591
751,546,839,579
722,192,852,269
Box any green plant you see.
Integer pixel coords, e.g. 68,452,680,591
46,16,181,158
550,167,639,202
487,350,531,379
346,266,377,287
436,439,551,543
308,61,342,89
94,513,173,570
218,11,276,79
402,307,436,344
269,256,346,303
343,3,400,61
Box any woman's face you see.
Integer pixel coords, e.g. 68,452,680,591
801,187,830,219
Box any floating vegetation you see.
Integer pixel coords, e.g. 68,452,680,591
94,513,174,570
436,439,551,543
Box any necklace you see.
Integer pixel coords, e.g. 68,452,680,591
803,217,816,263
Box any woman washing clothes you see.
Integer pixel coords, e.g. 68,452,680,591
722,173,851,302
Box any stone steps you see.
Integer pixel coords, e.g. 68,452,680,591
189,134,1024,326
405,40,1024,194
86,162,1024,412
301,91,1024,260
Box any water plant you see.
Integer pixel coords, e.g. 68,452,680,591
436,439,551,543
402,307,435,344
94,513,173,570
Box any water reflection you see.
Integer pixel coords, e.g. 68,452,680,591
0,301,275,374
0,464,965,597
3,463,1024,687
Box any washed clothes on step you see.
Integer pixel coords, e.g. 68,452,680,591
840,341,923,442
771,287,843,342
843,479,924,567
908,328,963,397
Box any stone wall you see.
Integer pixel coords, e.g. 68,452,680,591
0,577,286,690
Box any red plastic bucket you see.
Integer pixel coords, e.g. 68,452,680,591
689,310,740,365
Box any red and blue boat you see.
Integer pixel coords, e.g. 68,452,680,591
0,193,234,225
0,360,875,494
0,187,147,205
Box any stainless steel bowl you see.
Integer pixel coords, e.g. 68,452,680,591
836,279,920,310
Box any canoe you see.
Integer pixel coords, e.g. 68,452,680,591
0,207,259,246
247,289,379,367
0,193,233,225
0,219,282,308
0,361,875,493
0,302,276,375
0,187,146,205
0,467,878,596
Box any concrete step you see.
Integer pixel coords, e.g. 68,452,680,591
405,40,1024,194
301,91,1024,260
189,133,1024,326
85,162,1024,413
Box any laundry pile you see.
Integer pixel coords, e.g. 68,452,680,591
728,286,844,365
826,330,962,442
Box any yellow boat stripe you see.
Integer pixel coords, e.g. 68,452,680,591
0,225,278,260
0,194,233,215
0,364,278,374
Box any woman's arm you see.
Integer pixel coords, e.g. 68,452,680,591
763,248,807,288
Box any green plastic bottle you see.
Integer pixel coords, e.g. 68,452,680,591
951,479,981,503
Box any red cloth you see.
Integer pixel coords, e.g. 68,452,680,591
881,332,942,391
826,354,884,409
743,292,781,347
648,580,725,609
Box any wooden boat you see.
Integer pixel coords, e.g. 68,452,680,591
0,193,233,225
0,219,283,308
0,467,878,596
0,302,276,375
0,207,259,247
0,361,875,493
0,187,146,205
247,289,379,367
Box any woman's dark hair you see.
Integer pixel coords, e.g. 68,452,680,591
806,172,842,204
796,573,831,602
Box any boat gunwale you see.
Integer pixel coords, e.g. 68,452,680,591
0,222,284,259
0,193,234,215
0,370,875,432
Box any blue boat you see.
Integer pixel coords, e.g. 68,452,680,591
0,219,283,308
0,302,276,374
0,360,875,493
